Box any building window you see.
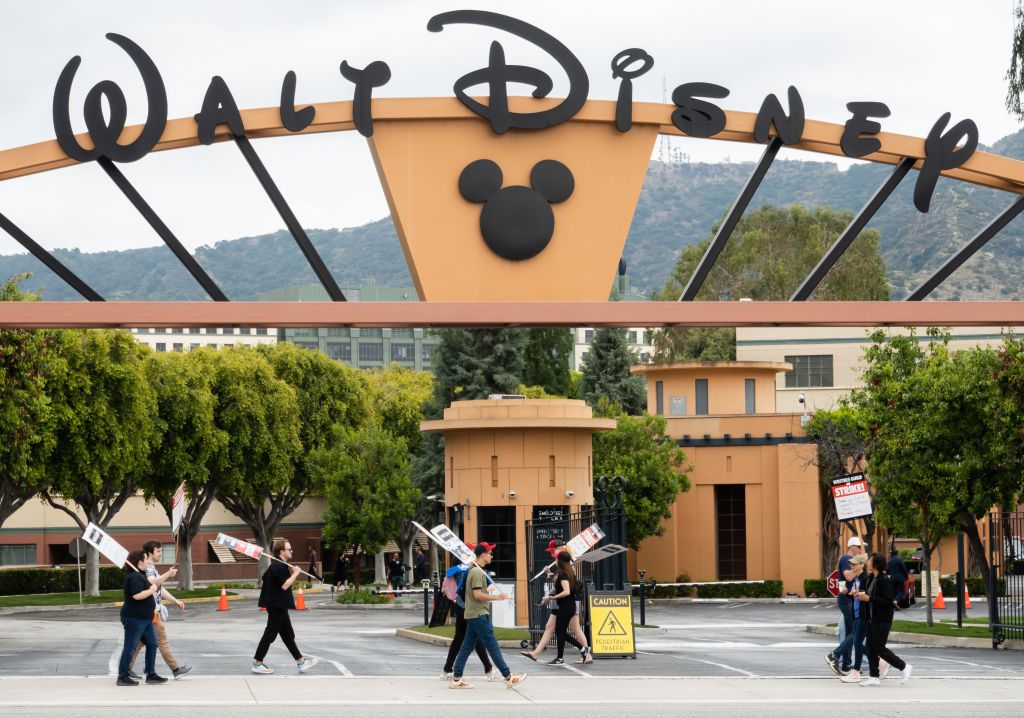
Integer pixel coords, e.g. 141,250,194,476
477,507,516,581
715,485,746,580
155,343,166,352
784,355,834,388
669,395,687,417
326,342,351,361
584,330,594,344
173,343,183,352
158,543,176,564
189,343,200,351
0,544,36,566
295,341,318,351
639,352,651,364
222,344,232,349
293,328,317,337
391,328,414,338
255,328,268,336
326,328,348,337
581,351,589,363
421,343,435,365
695,379,708,415
361,328,383,338
391,342,415,362
745,378,756,414
359,342,384,362
655,381,664,416
628,330,637,344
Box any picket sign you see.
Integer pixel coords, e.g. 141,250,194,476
171,482,186,538
530,522,606,581
214,532,319,580
81,523,135,571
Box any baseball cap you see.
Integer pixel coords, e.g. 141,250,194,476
847,537,863,547
472,542,496,556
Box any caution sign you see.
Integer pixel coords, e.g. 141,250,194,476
588,591,635,657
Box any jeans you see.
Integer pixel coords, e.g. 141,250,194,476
130,612,178,671
444,607,492,674
832,595,856,667
119,616,157,678
851,612,868,671
255,607,302,662
867,621,906,677
452,614,509,680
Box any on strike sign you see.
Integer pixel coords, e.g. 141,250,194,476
831,472,873,521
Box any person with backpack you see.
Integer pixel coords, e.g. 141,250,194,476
440,542,496,681
449,544,527,690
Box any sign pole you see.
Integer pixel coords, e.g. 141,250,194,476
76,550,82,606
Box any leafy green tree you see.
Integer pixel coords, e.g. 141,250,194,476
220,345,364,575
591,398,689,549
0,276,63,532
140,350,227,590
313,424,419,589
1007,2,1024,122
580,328,646,415
521,329,574,397
651,204,890,362
44,330,158,595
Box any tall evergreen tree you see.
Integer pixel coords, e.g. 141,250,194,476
521,328,574,396
580,328,646,415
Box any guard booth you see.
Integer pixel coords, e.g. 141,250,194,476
523,477,631,656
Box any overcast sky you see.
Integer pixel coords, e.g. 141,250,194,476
0,0,1020,256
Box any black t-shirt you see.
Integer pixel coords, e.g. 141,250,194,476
122,571,155,620
258,560,296,610
555,571,576,612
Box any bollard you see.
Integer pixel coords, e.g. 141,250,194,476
422,579,431,626
638,569,646,626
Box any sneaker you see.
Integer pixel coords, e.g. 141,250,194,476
449,677,474,689
901,664,913,685
505,673,527,689
824,652,840,675
440,671,453,680
297,656,319,673
880,660,891,680
116,676,139,687
128,670,141,681
145,674,168,685
251,661,274,675
172,664,195,680
841,670,861,684
485,670,500,682
547,657,564,665
860,677,881,687
838,665,851,676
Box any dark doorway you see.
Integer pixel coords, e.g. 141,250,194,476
715,484,747,580
477,506,516,581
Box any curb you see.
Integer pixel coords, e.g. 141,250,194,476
317,602,420,611
0,592,244,615
805,623,1023,650
396,627,525,649
647,597,836,605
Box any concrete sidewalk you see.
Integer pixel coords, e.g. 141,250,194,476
1,675,1022,708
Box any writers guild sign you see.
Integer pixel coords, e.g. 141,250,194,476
51,10,977,262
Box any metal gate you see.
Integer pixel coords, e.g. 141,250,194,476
987,511,1024,647
522,476,628,647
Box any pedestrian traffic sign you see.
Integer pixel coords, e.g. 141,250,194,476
588,591,635,657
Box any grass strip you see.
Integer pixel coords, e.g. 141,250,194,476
407,624,531,642
0,587,230,607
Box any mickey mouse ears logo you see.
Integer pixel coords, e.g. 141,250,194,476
459,158,574,260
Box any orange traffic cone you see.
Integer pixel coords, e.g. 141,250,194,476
216,586,230,612
964,584,973,609
295,586,307,611
933,586,946,609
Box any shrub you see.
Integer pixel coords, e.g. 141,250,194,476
335,588,393,605
0,566,124,596
804,579,829,597
696,580,782,599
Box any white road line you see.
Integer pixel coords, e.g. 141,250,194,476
668,654,758,677
556,662,593,678
658,623,815,629
328,660,354,676
911,655,1022,674
107,639,122,676
720,603,751,610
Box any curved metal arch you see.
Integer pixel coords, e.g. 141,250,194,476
2,97,1024,193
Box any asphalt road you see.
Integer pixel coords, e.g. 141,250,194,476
0,595,1018,680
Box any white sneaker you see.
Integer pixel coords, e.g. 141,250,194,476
250,661,273,674
860,677,881,687
879,660,890,679
840,670,861,683
485,670,500,682
449,677,474,689
505,673,527,689
440,671,453,681
901,664,913,685
297,656,319,673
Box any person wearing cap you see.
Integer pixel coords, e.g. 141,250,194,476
825,536,863,675
449,544,527,690
521,542,591,664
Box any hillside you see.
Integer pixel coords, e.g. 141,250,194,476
4,128,1024,301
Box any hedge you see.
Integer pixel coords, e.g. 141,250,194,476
804,579,829,597
335,588,392,605
696,580,783,599
0,566,125,596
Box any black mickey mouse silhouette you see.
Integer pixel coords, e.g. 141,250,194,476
458,159,574,261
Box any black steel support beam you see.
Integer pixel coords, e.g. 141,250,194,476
233,136,346,302
679,136,783,301
791,157,915,301
907,194,1024,301
98,158,228,302
0,213,104,301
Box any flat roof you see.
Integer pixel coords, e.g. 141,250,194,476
630,361,792,375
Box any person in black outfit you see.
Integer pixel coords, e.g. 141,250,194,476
414,546,426,584
388,552,408,591
116,549,167,686
546,552,587,665
252,540,319,675
887,549,910,608
333,552,349,589
857,552,912,686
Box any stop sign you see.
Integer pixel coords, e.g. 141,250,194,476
827,569,840,597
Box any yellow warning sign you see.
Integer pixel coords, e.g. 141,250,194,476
588,591,635,657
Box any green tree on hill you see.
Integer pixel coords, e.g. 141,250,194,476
580,328,646,415
651,204,890,362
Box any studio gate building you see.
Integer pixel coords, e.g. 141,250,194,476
3,10,1024,610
